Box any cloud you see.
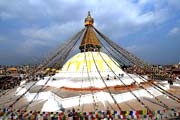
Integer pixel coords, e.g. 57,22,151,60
0,36,6,42
168,27,180,36
126,45,139,52
0,0,172,25
16,39,45,54
0,12,15,20
0,0,85,23
167,0,180,10
0,0,180,65
87,0,171,42
18,21,81,54
21,22,81,41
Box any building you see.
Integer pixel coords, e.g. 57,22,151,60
0,12,180,119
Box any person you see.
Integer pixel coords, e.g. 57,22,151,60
106,107,110,119
121,73,124,77
168,79,173,85
131,81,137,85
118,74,121,77
72,108,76,120
107,74,109,80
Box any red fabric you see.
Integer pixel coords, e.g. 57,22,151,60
89,112,92,115
23,113,28,118
60,112,64,116
136,111,140,115
0,112,3,116
120,111,123,115
59,115,62,120
109,114,113,119
148,111,152,115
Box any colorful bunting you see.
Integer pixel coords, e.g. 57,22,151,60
0,107,179,119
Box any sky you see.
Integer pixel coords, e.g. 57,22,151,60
0,0,180,65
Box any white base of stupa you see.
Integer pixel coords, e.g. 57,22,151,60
13,84,168,111
1,78,180,112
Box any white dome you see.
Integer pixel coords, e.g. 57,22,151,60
53,52,145,86
54,52,126,79
61,51,123,73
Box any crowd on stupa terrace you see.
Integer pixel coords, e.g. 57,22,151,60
0,65,39,91
123,64,180,81
0,63,180,91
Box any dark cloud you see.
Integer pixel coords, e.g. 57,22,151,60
0,0,180,65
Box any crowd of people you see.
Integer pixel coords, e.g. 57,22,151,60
122,65,179,81
0,76,22,91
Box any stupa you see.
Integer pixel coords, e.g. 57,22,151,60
0,12,180,119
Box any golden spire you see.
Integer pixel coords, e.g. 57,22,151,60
84,11,94,26
79,12,101,52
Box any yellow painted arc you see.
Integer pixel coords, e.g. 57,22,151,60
61,52,122,73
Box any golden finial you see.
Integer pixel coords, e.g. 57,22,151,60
84,11,94,26
88,11,91,16
80,11,101,52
